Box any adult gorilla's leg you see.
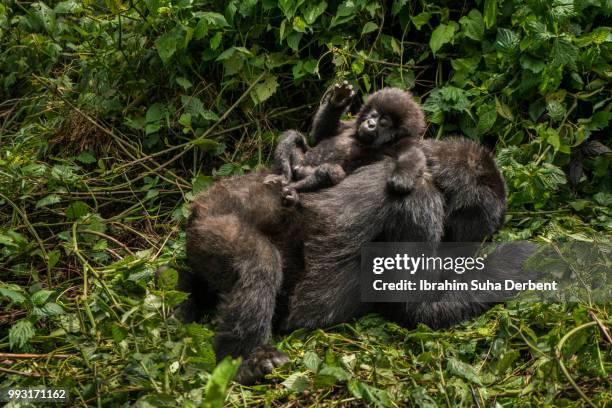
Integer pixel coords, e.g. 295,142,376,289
185,175,291,383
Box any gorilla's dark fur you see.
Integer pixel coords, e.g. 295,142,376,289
270,83,427,205
182,86,533,384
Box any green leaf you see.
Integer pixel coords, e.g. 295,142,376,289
210,32,222,50
459,9,484,41
0,286,27,304
76,151,97,164
157,267,178,290
31,290,54,306
287,31,302,51
348,380,393,407
447,357,483,385
361,22,378,35
66,201,89,220
9,320,35,349
546,100,566,122
155,28,183,64
429,22,458,55
551,38,577,66
483,0,497,29
47,249,61,270
520,55,545,73
251,75,279,105
37,302,64,317
303,1,327,24
411,12,431,30
547,129,561,151
196,12,229,28
495,28,520,54
477,103,497,135
282,372,311,392
303,351,321,372
202,357,241,408
593,192,612,206
176,77,192,90
192,175,213,194
36,194,61,209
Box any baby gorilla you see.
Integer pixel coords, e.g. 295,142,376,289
266,82,427,205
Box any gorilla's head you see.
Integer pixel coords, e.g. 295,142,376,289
355,87,426,147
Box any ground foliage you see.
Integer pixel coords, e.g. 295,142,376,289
0,0,611,406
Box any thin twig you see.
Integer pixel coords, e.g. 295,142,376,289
0,352,71,359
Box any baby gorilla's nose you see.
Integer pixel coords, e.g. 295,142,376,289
365,118,377,130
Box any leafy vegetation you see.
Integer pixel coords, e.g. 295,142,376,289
0,0,610,406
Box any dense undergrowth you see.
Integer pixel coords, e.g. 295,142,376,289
0,0,610,406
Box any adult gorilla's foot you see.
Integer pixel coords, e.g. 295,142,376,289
234,345,290,384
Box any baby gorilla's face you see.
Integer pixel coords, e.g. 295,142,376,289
356,108,397,147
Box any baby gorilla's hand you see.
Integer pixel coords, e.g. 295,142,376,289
329,80,355,108
387,172,418,194
234,345,290,385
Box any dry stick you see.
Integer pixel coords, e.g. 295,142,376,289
80,229,135,256
588,310,612,344
0,366,43,377
0,352,71,359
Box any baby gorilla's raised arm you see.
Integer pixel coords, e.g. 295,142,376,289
311,81,355,142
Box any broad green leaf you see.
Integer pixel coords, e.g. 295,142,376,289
192,175,213,194
495,28,519,54
210,32,222,50
411,12,431,30
303,1,327,24
251,75,279,105
303,351,321,372
483,0,497,29
157,267,178,290
477,104,497,135
0,286,27,304
282,372,310,392
459,9,484,41
447,357,483,385
31,289,54,306
361,22,378,35
348,380,393,407
546,100,566,122
9,320,35,349
429,22,458,55
202,357,241,408
520,55,545,73
66,201,89,220
176,77,192,89
551,38,577,66
36,194,61,209
287,31,302,51
155,28,183,64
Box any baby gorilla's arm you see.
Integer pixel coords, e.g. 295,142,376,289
387,145,427,195
311,81,355,142
265,130,308,186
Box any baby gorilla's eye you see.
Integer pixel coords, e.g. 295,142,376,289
378,116,391,128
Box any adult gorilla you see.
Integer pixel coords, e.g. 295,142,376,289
183,137,534,383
